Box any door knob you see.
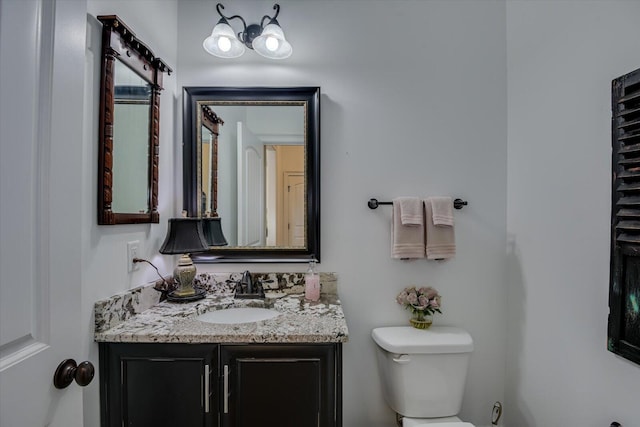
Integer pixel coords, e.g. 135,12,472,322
53,359,95,389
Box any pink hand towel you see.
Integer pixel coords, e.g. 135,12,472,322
394,197,423,226
430,196,454,226
391,199,425,259
424,197,455,260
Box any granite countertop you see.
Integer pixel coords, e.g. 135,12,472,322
94,277,349,344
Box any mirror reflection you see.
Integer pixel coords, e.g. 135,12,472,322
197,102,305,248
183,86,319,262
112,59,151,213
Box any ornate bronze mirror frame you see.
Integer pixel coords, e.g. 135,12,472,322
97,15,171,224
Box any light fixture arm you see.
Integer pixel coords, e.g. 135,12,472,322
215,3,248,37
260,4,281,27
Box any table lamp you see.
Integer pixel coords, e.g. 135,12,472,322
159,218,209,301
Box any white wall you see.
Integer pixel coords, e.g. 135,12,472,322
178,1,508,426
81,1,178,426
506,1,640,425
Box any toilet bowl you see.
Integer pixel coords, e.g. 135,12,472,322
372,326,475,427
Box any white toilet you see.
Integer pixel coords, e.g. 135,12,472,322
371,326,475,427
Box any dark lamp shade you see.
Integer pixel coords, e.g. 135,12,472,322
159,218,209,254
202,217,228,247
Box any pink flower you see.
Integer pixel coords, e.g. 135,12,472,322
396,291,408,305
418,295,428,307
407,292,418,305
424,287,438,299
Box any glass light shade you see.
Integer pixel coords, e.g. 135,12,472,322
203,21,245,58
252,22,292,59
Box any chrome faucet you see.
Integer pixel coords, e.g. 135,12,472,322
240,270,253,294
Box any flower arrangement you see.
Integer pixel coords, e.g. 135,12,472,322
396,286,442,328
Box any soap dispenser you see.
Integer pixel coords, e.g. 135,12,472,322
304,255,320,301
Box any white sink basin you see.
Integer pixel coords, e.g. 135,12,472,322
196,307,281,324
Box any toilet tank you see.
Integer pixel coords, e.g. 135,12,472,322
371,326,473,418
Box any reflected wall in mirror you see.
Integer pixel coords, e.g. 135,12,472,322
112,60,151,213
97,15,171,225
183,87,320,262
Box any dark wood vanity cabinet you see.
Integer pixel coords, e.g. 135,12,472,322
221,344,341,427
99,343,218,427
99,343,342,427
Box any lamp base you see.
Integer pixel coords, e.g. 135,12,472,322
172,254,199,296
166,288,206,303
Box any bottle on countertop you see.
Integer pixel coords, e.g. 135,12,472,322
304,255,320,301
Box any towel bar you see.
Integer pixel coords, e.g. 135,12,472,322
367,198,468,210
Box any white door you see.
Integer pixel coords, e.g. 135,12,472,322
236,122,265,246
265,146,277,246
0,1,85,426
284,173,305,247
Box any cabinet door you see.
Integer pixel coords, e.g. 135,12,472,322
100,343,218,427
220,344,340,427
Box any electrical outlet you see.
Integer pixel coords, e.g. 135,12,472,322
127,241,140,273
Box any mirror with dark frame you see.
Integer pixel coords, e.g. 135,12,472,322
183,87,320,262
97,15,171,225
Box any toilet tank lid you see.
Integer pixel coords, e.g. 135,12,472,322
371,326,473,354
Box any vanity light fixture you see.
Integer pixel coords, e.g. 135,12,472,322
203,3,292,59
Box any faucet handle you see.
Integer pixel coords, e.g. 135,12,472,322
255,281,265,297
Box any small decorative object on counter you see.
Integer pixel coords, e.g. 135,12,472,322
396,286,442,329
304,255,320,301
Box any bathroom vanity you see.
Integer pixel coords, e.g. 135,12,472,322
94,273,347,427
99,342,340,427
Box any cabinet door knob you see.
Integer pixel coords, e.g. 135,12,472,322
53,359,95,389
